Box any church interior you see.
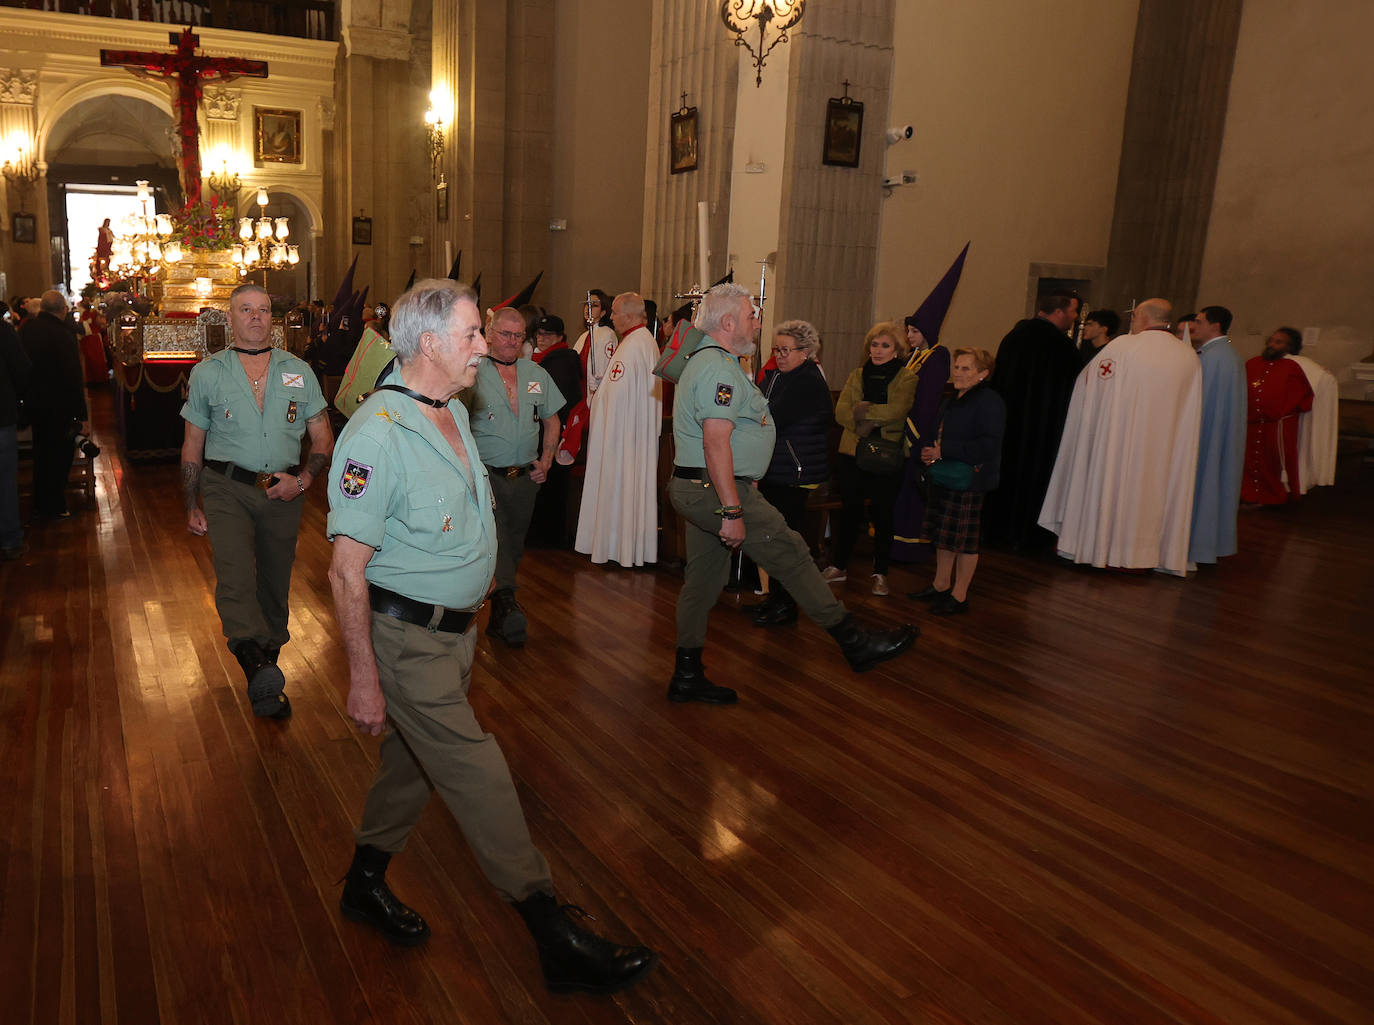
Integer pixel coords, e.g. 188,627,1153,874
1,2,1372,1024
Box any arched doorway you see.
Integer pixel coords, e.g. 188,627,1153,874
43,93,178,295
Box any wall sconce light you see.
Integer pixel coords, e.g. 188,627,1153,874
2,132,40,212
720,0,806,87
424,86,451,178
205,147,242,206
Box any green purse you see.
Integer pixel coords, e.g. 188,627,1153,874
927,459,974,490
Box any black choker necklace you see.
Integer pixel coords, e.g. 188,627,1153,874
487,355,518,366
232,346,272,356
377,384,448,408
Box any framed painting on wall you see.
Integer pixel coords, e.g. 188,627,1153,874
670,105,699,175
255,107,303,165
11,212,36,244
822,96,864,168
352,217,373,246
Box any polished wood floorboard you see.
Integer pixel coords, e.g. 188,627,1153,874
1,389,1371,1025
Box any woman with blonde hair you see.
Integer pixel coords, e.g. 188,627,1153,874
911,347,1006,615
822,322,917,596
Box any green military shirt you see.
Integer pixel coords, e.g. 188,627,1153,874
181,347,326,471
673,341,776,480
462,357,563,467
327,388,497,610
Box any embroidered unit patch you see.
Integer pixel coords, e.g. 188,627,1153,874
442,514,453,533
1098,359,1115,380
526,381,542,394
282,372,305,388
609,361,625,382
340,459,373,498
714,383,734,406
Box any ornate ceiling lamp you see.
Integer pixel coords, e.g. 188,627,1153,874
720,0,806,87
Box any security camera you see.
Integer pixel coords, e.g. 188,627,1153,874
885,125,914,145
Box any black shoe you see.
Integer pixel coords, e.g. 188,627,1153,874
750,593,798,627
907,585,950,602
827,614,918,673
931,594,970,616
486,588,528,647
230,639,288,718
666,647,738,704
340,844,431,947
515,891,656,994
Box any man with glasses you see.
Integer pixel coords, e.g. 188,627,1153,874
181,282,334,720
666,284,918,705
462,306,564,645
573,291,663,567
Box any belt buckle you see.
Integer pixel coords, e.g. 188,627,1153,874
505,466,521,479
256,472,276,490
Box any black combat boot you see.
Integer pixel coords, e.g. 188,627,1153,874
514,891,656,994
230,638,290,719
666,647,738,705
339,844,431,947
750,589,798,627
486,588,528,647
827,614,919,673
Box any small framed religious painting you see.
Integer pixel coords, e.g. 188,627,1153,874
670,105,699,175
255,107,303,165
352,216,373,246
822,95,864,168
11,212,36,244
436,177,449,223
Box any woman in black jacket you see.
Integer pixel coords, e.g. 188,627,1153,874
910,347,1006,615
750,319,833,626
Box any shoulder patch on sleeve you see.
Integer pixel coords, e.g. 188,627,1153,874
714,382,734,406
340,459,373,498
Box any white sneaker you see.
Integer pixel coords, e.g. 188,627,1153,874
871,573,889,596
820,566,846,583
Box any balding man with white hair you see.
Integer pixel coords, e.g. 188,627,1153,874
1039,297,1203,575
574,290,662,567
19,289,88,520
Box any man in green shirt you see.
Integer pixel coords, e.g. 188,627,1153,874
461,306,563,646
327,279,654,995
668,283,918,704
181,283,333,720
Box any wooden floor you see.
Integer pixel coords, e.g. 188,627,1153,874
2,389,1371,1025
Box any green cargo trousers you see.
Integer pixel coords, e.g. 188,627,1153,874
354,613,553,901
669,475,847,648
200,468,305,649
487,470,540,592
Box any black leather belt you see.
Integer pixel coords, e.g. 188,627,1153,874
205,458,297,490
368,583,481,633
486,464,528,479
673,466,753,484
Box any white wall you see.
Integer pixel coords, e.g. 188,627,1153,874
874,1,1139,352
1197,0,1374,399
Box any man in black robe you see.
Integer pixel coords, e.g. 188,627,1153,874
20,291,88,520
981,289,1082,550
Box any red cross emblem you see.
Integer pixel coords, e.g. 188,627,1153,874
1099,359,1115,379
609,360,625,382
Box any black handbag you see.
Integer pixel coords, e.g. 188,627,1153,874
855,434,904,474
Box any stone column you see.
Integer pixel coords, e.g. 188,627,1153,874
640,0,740,305
774,2,896,372
1102,0,1243,316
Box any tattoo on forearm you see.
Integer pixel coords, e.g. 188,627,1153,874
306,452,330,480
181,461,201,514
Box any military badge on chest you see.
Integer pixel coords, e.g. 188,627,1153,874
287,400,298,423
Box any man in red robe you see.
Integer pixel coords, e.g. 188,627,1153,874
1242,327,1314,505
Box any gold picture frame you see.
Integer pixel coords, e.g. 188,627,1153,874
254,107,302,165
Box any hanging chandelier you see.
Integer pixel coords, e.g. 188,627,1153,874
108,180,184,284
720,0,806,87
231,188,299,280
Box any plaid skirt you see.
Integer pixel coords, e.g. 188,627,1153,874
923,485,985,554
